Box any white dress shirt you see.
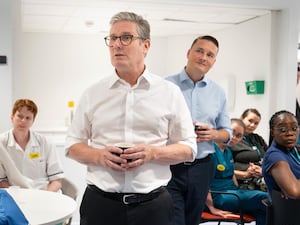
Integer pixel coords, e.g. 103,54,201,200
66,69,197,193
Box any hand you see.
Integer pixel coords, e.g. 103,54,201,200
209,207,233,217
243,169,253,179
248,163,262,177
252,165,262,177
195,125,218,142
119,144,154,170
99,145,128,171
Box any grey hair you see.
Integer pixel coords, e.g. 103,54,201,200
109,11,150,40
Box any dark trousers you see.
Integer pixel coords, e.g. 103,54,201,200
80,185,174,225
167,155,214,225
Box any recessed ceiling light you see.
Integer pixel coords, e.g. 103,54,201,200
85,20,94,28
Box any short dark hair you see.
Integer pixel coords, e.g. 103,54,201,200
231,118,246,130
190,35,219,49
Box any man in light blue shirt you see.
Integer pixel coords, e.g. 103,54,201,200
166,35,232,225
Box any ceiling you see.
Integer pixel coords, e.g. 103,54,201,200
21,0,271,37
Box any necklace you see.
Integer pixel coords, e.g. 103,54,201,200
289,147,300,165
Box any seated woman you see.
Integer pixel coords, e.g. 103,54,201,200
206,118,267,225
230,108,268,191
262,110,300,200
0,99,64,191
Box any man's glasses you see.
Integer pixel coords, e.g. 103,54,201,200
104,35,144,47
273,126,300,133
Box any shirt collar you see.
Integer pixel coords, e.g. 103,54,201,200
7,129,17,147
178,68,209,87
7,129,37,148
108,67,152,89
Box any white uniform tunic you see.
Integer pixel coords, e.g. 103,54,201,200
0,129,64,190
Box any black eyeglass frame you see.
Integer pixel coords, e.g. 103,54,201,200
104,34,145,47
273,126,300,133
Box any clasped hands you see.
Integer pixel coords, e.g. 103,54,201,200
246,162,262,178
101,144,153,171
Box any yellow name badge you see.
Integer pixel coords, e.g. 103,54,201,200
217,164,225,171
29,152,40,159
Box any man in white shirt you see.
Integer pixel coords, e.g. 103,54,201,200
65,11,197,225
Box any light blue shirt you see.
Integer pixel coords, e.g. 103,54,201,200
166,68,232,159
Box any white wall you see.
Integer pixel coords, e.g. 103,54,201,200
15,15,270,134
163,10,299,141
14,33,169,130
164,14,272,140
213,14,272,140
0,0,13,131
15,33,112,128
14,11,299,142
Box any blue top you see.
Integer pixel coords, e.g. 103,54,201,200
0,189,28,225
262,142,300,199
210,143,238,191
297,133,300,146
166,69,232,158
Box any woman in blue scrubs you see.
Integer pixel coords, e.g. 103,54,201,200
206,118,267,225
262,110,300,200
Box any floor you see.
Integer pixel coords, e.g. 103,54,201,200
71,221,256,225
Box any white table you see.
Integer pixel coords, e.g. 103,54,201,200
7,188,77,225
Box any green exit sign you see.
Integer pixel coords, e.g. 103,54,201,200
245,80,264,94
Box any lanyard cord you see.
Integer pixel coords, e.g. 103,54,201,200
243,135,262,157
289,147,300,165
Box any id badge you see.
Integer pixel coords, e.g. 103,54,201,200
29,146,40,159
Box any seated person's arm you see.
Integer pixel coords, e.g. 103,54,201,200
234,163,261,179
271,161,300,198
234,169,252,179
47,179,62,192
232,174,239,187
0,179,10,188
205,192,232,216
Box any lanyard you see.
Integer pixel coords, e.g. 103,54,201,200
243,135,262,157
289,147,300,165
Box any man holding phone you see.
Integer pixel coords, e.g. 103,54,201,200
166,35,232,225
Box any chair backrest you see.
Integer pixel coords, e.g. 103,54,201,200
271,189,300,225
261,198,272,225
60,178,79,225
61,177,79,200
